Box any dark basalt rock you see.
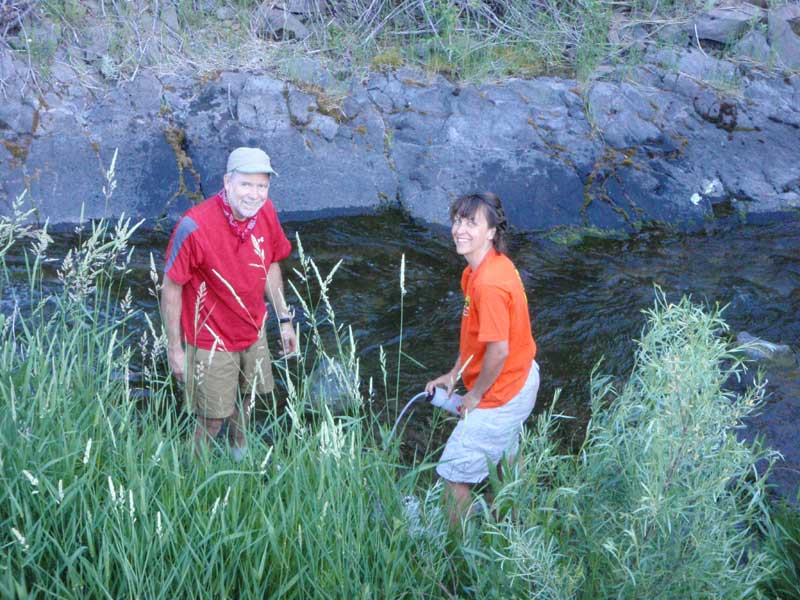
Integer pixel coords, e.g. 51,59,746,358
1,49,798,234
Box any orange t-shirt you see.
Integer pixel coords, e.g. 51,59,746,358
459,249,536,408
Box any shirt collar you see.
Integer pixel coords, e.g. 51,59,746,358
217,189,258,243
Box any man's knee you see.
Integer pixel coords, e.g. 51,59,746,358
197,416,225,438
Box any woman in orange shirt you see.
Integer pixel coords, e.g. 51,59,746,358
425,192,540,526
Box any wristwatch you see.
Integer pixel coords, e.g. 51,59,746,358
278,305,294,324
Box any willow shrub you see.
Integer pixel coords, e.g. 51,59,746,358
0,199,781,598
491,292,776,599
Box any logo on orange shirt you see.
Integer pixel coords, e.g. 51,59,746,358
462,295,471,317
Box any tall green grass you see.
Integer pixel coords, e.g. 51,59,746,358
0,202,458,598
761,497,800,599
0,189,790,598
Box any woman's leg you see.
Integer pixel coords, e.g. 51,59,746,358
443,479,473,527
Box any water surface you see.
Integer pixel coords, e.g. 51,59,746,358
5,212,800,462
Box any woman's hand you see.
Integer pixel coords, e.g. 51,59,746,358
460,390,481,414
425,371,457,396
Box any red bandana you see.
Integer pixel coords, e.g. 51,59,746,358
217,189,258,243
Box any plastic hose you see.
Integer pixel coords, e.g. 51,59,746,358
388,392,429,442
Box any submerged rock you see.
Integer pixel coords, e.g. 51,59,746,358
737,331,796,368
306,355,357,413
735,332,800,503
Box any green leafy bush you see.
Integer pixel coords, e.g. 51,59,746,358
490,292,777,599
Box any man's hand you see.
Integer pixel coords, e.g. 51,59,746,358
279,322,298,355
168,345,186,382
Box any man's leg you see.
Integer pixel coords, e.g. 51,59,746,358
187,344,238,458
194,416,225,454
227,400,250,449
229,331,274,460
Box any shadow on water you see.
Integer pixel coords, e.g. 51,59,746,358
6,210,800,472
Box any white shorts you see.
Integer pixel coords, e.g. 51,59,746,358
436,361,540,484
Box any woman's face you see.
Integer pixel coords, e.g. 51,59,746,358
451,206,495,263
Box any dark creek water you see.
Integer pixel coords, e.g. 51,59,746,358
5,211,800,486
278,213,800,469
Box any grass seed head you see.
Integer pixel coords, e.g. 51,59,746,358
83,438,92,464
22,470,39,490
11,527,29,552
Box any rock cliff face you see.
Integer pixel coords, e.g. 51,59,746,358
1,46,798,232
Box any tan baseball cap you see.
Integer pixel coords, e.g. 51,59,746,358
226,147,278,176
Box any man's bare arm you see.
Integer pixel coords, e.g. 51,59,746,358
265,262,297,355
161,274,186,381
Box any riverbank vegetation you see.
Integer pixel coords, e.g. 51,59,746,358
0,0,775,86
2,195,800,598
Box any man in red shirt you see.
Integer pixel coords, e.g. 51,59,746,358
162,147,297,460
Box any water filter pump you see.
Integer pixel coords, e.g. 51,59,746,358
429,387,463,415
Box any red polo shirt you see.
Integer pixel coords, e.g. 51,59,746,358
164,193,292,351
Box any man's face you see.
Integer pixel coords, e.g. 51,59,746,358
224,172,270,220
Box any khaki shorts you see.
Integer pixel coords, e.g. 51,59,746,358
185,329,275,419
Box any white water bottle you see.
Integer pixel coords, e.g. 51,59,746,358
429,387,463,415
